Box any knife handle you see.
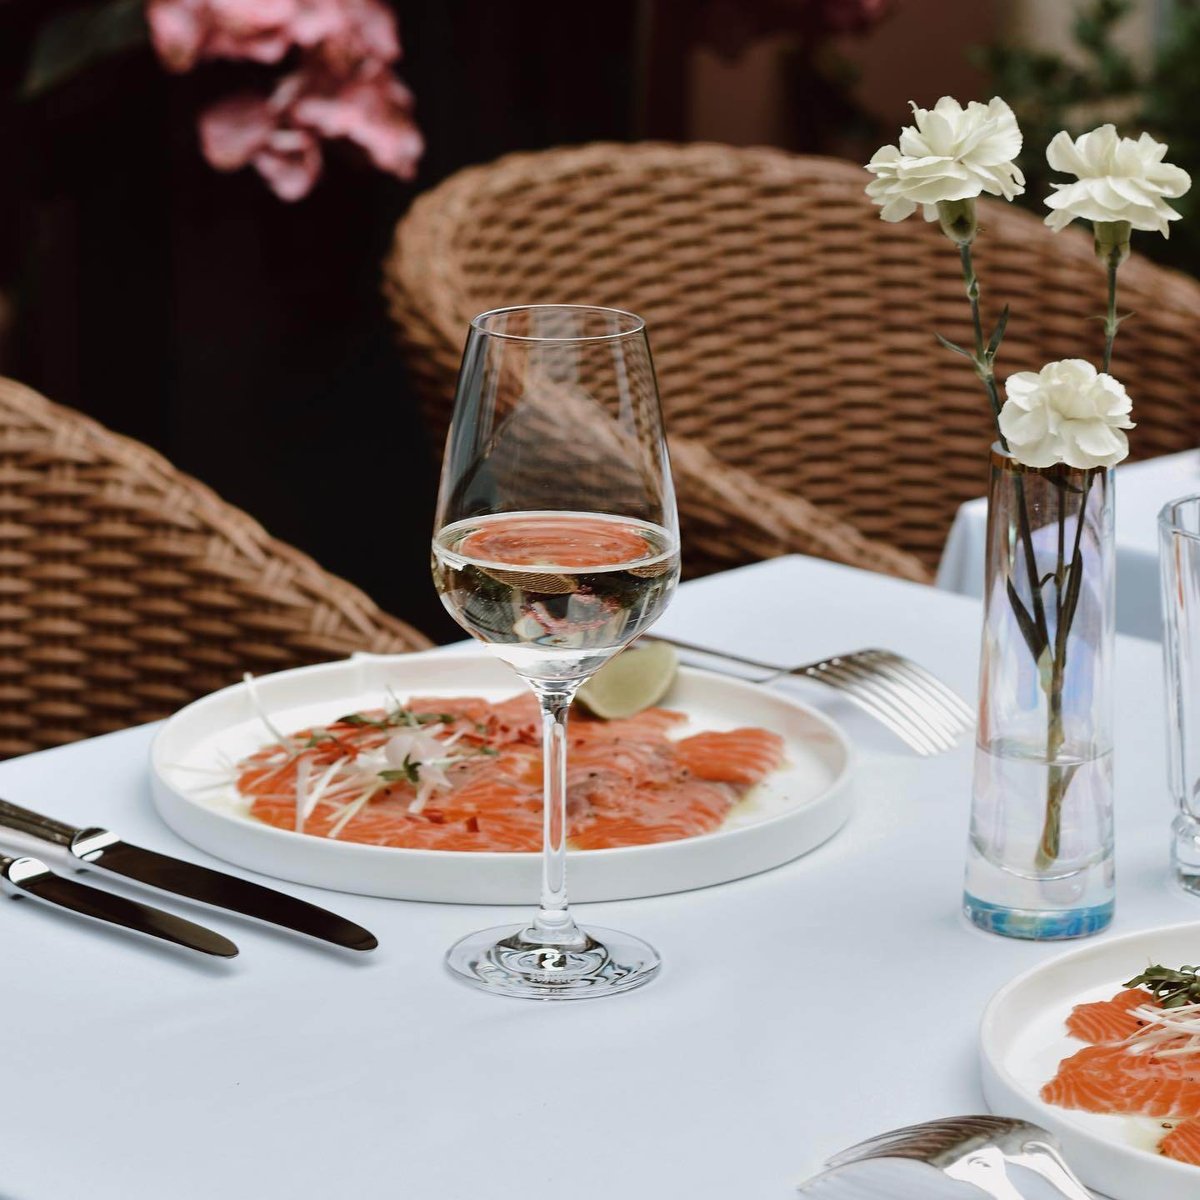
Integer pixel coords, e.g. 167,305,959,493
0,798,79,847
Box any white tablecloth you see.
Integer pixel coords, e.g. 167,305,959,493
936,449,1200,640
0,556,1191,1200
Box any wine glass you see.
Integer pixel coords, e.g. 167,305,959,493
431,304,680,999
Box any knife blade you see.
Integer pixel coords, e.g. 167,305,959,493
0,853,239,957
0,798,378,952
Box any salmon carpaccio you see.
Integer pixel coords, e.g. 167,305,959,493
237,692,785,852
1041,985,1200,1165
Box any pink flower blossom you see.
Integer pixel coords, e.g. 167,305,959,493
147,0,422,199
199,92,325,200
290,62,422,177
147,0,296,71
252,129,325,202
294,0,400,68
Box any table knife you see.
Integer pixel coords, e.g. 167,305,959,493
0,798,378,952
0,852,238,956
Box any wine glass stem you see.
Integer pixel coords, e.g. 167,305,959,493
529,681,586,948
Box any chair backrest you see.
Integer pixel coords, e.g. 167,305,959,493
0,377,430,757
385,142,1200,570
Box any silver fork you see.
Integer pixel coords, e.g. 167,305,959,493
649,634,975,756
800,1115,1094,1199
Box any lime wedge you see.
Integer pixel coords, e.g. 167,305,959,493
577,641,679,719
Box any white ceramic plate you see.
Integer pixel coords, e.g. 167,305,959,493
981,921,1200,1200
149,649,853,903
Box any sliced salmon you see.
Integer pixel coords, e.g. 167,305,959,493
591,708,688,744
571,780,736,849
673,728,785,784
1066,988,1158,1044
1041,1042,1200,1117
1160,1115,1200,1164
406,696,495,724
1040,983,1200,1165
240,692,785,852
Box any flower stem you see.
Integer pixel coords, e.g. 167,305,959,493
956,240,1090,870
1102,255,1119,374
1055,483,1065,626
958,242,1048,650
1035,468,1094,868
1032,236,1119,869
1038,693,1068,865
1035,250,1121,864
959,243,1003,431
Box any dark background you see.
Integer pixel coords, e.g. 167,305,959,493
0,0,1046,641
0,2,669,641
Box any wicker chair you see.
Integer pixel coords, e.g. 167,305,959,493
0,377,430,757
383,142,1200,581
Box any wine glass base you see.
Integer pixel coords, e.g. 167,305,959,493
445,923,661,1000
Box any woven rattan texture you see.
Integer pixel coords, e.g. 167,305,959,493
0,377,430,757
384,142,1200,580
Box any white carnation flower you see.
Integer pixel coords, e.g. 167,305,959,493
865,96,1025,223
998,359,1134,470
1044,125,1191,236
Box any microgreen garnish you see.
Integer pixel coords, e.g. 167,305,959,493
1125,964,1200,1009
337,706,456,730
379,755,422,786
243,688,466,834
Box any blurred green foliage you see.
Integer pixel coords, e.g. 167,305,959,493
21,0,147,99
1141,0,1200,259
979,0,1200,275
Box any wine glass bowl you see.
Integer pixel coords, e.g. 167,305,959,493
432,305,680,999
432,511,678,683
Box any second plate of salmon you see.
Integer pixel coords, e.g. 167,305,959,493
981,921,1200,1200
149,648,854,902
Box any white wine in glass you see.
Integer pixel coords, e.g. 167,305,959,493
432,305,680,999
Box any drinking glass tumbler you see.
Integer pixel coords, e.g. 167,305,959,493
1159,495,1200,893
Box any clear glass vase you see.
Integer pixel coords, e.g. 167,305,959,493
1159,497,1200,895
963,445,1115,939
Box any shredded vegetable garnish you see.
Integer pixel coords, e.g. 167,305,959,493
228,686,788,852
242,671,293,753
233,687,486,842
294,756,311,833
1124,1001,1200,1058
1041,975,1200,1166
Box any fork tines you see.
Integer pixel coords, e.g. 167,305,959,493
804,650,974,757
648,635,974,757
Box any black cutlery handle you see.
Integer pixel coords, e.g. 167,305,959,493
0,798,79,847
